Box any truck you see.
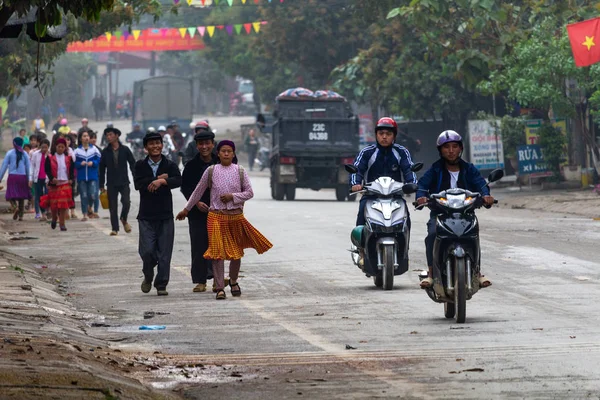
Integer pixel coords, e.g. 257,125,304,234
132,76,193,131
264,88,359,201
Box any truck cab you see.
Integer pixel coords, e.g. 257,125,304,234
267,89,359,201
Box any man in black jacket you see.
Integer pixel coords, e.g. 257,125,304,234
134,132,182,296
99,127,136,236
181,129,218,292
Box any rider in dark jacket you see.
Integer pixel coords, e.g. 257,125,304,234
416,130,494,289
350,117,417,226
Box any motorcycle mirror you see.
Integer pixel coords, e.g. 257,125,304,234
410,162,424,172
488,169,504,183
402,183,418,194
345,164,358,174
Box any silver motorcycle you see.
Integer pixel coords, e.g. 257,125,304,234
345,163,422,290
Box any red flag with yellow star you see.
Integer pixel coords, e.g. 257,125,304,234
567,17,600,67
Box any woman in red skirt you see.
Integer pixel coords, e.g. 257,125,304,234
44,138,75,231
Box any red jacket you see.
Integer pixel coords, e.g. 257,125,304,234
45,153,74,185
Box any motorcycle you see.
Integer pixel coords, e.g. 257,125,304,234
414,169,503,323
127,138,145,161
345,163,422,290
255,135,271,172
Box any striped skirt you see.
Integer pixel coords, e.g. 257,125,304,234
48,183,75,210
205,212,273,261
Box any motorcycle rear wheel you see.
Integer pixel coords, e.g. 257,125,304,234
373,273,383,287
454,258,467,323
444,302,455,319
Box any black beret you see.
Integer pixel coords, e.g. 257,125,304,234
143,132,163,146
194,131,215,142
103,127,122,136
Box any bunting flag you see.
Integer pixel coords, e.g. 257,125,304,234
94,21,265,47
174,0,283,4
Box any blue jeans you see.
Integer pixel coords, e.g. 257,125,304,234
78,180,98,215
34,180,47,214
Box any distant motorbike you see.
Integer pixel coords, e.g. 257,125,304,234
345,163,422,290
127,138,145,161
414,169,503,323
255,136,270,172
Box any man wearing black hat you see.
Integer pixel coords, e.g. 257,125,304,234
180,128,219,292
134,132,182,296
183,121,211,166
99,127,136,236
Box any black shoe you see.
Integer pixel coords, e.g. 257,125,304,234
141,280,152,293
157,289,168,296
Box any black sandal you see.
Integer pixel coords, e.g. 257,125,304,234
229,281,242,297
216,290,226,300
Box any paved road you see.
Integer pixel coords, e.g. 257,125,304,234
85,115,254,140
2,165,600,398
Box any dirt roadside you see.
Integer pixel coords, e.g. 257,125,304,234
498,187,600,219
0,219,181,400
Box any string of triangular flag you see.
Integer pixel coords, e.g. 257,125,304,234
105,21,267,41
174,0,283,5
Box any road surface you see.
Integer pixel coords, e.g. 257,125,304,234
2,142,600,398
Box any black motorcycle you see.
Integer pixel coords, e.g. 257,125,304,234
415,169,503,323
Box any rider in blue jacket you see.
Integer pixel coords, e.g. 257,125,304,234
416,130,494,289
350,117,417,226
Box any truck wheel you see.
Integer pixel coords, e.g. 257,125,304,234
285,185,296,201
335,186,347,201
272,180,285,201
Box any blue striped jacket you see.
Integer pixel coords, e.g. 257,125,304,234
350,143,417,186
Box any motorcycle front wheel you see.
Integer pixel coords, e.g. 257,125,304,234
454,258,467,323
382,245,394,290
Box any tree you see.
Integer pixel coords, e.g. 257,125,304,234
0,1,116,36
0,0,161,97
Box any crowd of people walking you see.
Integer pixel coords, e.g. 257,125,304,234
1,118,273,300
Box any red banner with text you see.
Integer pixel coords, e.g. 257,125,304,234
67,28,205,53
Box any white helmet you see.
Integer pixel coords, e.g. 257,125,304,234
147,127,156,133
189,122,196,129
158,125,166,132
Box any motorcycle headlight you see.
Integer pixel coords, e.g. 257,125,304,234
445,194,467,209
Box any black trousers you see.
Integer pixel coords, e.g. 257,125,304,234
138,219,174,290
107,184,130,232
189,217,213,284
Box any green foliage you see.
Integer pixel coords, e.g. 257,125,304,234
0,1,161,98
500,115,526,158
538,121,566,180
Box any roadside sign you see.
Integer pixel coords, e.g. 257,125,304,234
467,120,504,170
517,145,553,177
